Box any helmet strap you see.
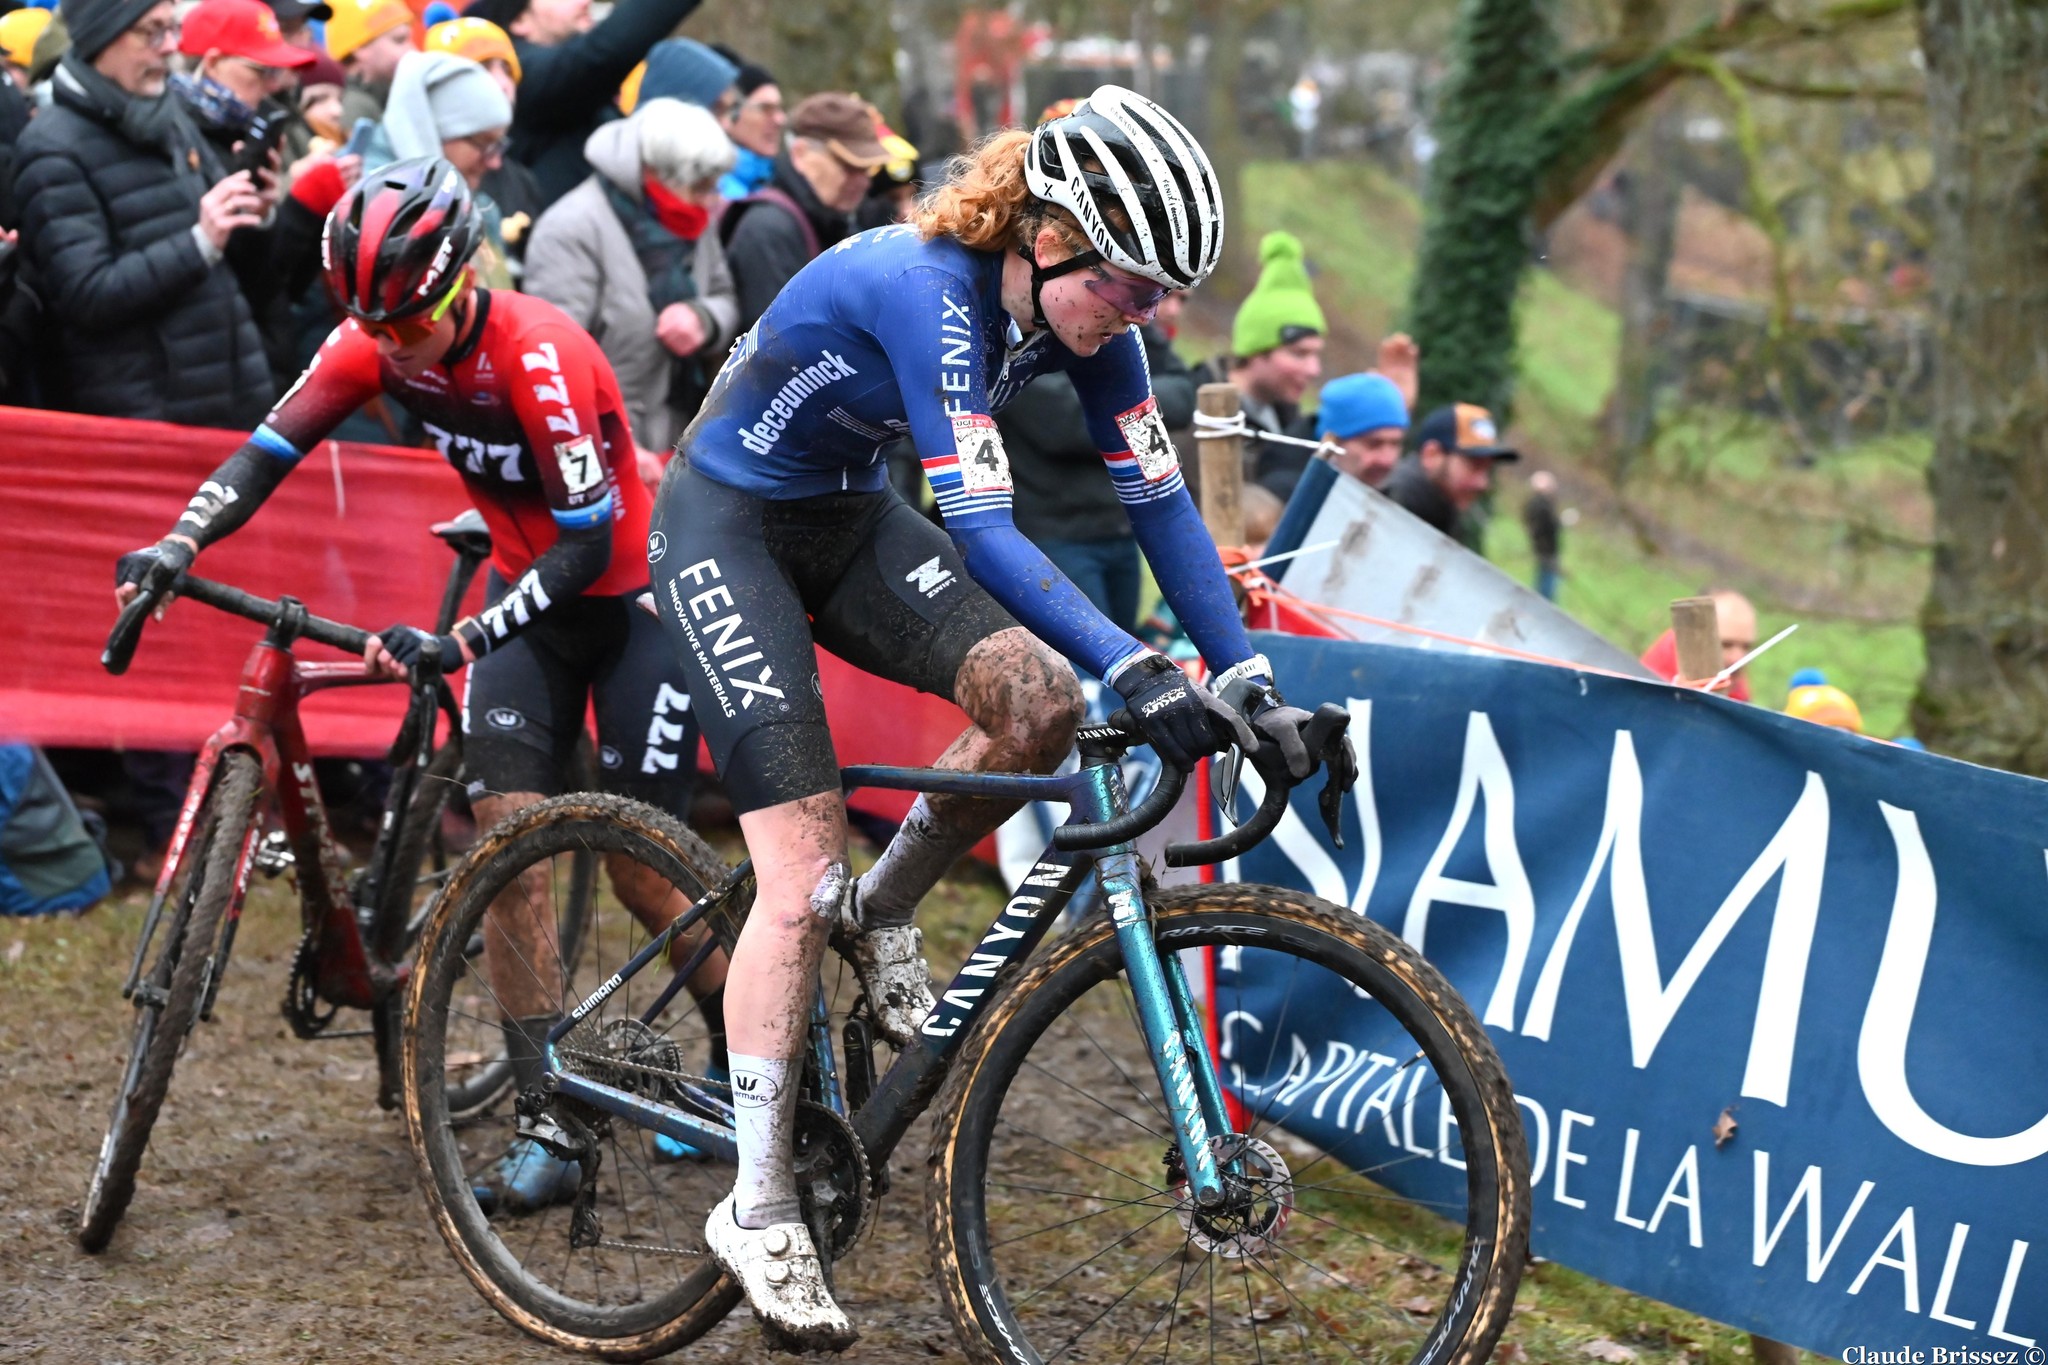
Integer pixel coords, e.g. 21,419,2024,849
1015,240,1101,332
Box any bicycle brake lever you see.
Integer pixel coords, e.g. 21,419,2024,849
1211,747,1242,829
1304,704,1353,849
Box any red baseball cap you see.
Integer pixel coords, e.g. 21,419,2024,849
180,0,318,68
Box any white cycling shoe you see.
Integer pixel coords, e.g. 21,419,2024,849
705,1195,858,1353
843,922,935,1047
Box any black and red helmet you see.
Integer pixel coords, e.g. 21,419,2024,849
321,157,484,323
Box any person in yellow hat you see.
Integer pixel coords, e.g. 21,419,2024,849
426,16,519,102
0,8,52,90
1784,681,1864,734
327,0,415,126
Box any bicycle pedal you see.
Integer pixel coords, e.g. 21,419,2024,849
252,830,294,878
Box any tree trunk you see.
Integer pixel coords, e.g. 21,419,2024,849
1910,0,2048,771
1407,0,1561,418
1605,96,1683,482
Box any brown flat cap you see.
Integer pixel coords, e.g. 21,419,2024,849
790,92,889,170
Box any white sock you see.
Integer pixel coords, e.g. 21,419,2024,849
728,1052,801,1229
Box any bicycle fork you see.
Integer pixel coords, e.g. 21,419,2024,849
1095,845,1237,1210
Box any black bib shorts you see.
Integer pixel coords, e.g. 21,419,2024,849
647,460,1019,815
461,571,701,813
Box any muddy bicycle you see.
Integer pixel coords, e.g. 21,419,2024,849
403,706,1530,1363
80,517,593,1251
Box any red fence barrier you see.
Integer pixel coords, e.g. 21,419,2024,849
0,407,974,832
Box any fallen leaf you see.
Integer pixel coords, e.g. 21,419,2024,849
1398,1295,1434,1314
1499,1343,1530,1364
5,939,22,964
1583,1339,1637,1363
1714,1108,1739,1147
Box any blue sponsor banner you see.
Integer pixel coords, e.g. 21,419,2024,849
1225,631,2048,1354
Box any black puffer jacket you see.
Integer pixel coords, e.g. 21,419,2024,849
14,58,274,427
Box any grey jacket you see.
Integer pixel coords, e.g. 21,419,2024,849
522,117,738,451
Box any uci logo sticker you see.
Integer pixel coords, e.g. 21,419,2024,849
647,531,667,564
599,745,623,769
486,708,524,731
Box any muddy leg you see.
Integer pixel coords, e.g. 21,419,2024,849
855,628,1082,927
726,791,847,1226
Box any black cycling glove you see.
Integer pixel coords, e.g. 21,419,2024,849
115,538,195,594
1111,653,1254,769
1210,655,1326,782
377,623,467,675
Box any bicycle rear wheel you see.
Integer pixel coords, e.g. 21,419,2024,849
79,749,263,1252
927,883,1529,1365
404,793,745,1360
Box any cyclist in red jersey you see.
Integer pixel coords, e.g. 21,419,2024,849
115,157,726,1210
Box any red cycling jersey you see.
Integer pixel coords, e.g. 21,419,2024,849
260,289,652,597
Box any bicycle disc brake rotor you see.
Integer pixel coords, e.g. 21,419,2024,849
1168,1134,1294,1259
793,1100,871,1260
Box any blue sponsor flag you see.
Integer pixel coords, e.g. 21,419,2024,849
1225,631,2048,1354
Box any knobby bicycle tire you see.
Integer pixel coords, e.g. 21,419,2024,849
79,749,263,1253
926,883,1530,1365
403,793,745,1361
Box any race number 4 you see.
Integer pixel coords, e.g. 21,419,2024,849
1114,398,1179,482
949,413,1011,495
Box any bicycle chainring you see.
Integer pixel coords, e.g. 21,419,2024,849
793,1099,872,1262
1166,1134,1294,1259
282,927,339,1039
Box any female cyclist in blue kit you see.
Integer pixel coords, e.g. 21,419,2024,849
647,85,1339,1347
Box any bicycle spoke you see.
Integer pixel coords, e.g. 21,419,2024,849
1022,1053,1169,1140
1045,1234,1190,1364
1011,1204,1183,1310
995,1115,1170,1198
990,1197,1183,1251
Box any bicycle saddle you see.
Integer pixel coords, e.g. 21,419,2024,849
431,508,493,559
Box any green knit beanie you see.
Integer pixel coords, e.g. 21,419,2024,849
1231,231,1326,358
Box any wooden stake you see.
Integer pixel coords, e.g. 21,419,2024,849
1670,596,1722,685
1197,383,1245,547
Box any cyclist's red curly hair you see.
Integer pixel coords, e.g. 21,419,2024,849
915,128,1090,256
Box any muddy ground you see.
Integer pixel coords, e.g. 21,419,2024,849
0,873,987,1365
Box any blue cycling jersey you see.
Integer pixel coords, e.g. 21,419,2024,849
683,224,1257,684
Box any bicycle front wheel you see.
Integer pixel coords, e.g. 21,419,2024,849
80,749,262,1252
927,883,1529,1365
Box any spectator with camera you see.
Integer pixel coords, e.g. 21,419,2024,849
15,0,280,427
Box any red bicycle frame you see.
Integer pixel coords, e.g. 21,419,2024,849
143,639,399,1012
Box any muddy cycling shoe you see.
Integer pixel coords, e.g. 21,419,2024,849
706,1195,858,1353
655,1058,729,1162
843,922,934,1047
471,1137,581,1216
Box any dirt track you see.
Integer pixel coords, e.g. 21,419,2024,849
0,883,974,1365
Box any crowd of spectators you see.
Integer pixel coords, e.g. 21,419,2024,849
0,0,926,869
0,0,920,445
